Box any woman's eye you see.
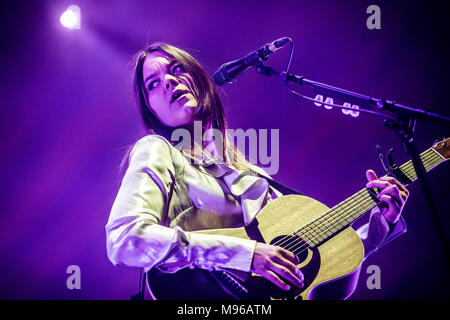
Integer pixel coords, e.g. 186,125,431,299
172,64,185,74
148,80,158,91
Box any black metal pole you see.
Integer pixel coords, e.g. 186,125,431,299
403,133,450,256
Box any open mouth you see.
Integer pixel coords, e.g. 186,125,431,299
171,91,188,103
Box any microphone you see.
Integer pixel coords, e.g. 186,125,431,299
213,37,291,86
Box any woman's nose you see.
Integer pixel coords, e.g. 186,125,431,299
164,74,180,90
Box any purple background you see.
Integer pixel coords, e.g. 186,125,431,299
0,0,449,299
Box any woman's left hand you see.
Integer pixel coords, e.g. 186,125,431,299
365,169,409,224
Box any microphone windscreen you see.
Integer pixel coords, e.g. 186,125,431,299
213,68,226,86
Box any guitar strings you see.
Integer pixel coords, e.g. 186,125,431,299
271,188,377,253
288,146,448,252
281,195,377,257
277,150,444,252
274,177,388,250
401,149,444,179
269,149,443,257
297,191,373,242
274,166,402,250
272,147,442,251
295,189,374,242
286,149,442,252
290,196,375,252
269,149,441,256
283,147,447,256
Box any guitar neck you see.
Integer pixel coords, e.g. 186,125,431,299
297,146,447,247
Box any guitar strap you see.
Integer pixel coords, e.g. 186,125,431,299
132,168,176,300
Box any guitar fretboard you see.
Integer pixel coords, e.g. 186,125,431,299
297,147,446,247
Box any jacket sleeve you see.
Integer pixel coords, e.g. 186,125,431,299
356,207,407,259
105,136,256,273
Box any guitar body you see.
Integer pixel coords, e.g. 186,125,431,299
147,194,365,300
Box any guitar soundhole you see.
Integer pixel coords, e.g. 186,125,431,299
265,235,320,299
270,235,309,265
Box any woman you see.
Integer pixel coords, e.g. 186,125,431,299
105,42,409,298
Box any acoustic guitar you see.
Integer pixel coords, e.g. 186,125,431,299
147,138,449,300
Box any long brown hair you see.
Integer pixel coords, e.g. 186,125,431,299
122,42,250,171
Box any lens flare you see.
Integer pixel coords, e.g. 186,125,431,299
60,5,81,30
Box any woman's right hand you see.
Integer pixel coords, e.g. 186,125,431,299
250,242,304,291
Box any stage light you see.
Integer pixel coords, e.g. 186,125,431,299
60,5,81,30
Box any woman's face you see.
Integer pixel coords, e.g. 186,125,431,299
142,51,200,127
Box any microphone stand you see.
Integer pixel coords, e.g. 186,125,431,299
256,65,450,259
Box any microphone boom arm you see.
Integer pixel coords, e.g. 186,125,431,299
257,65,450,127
